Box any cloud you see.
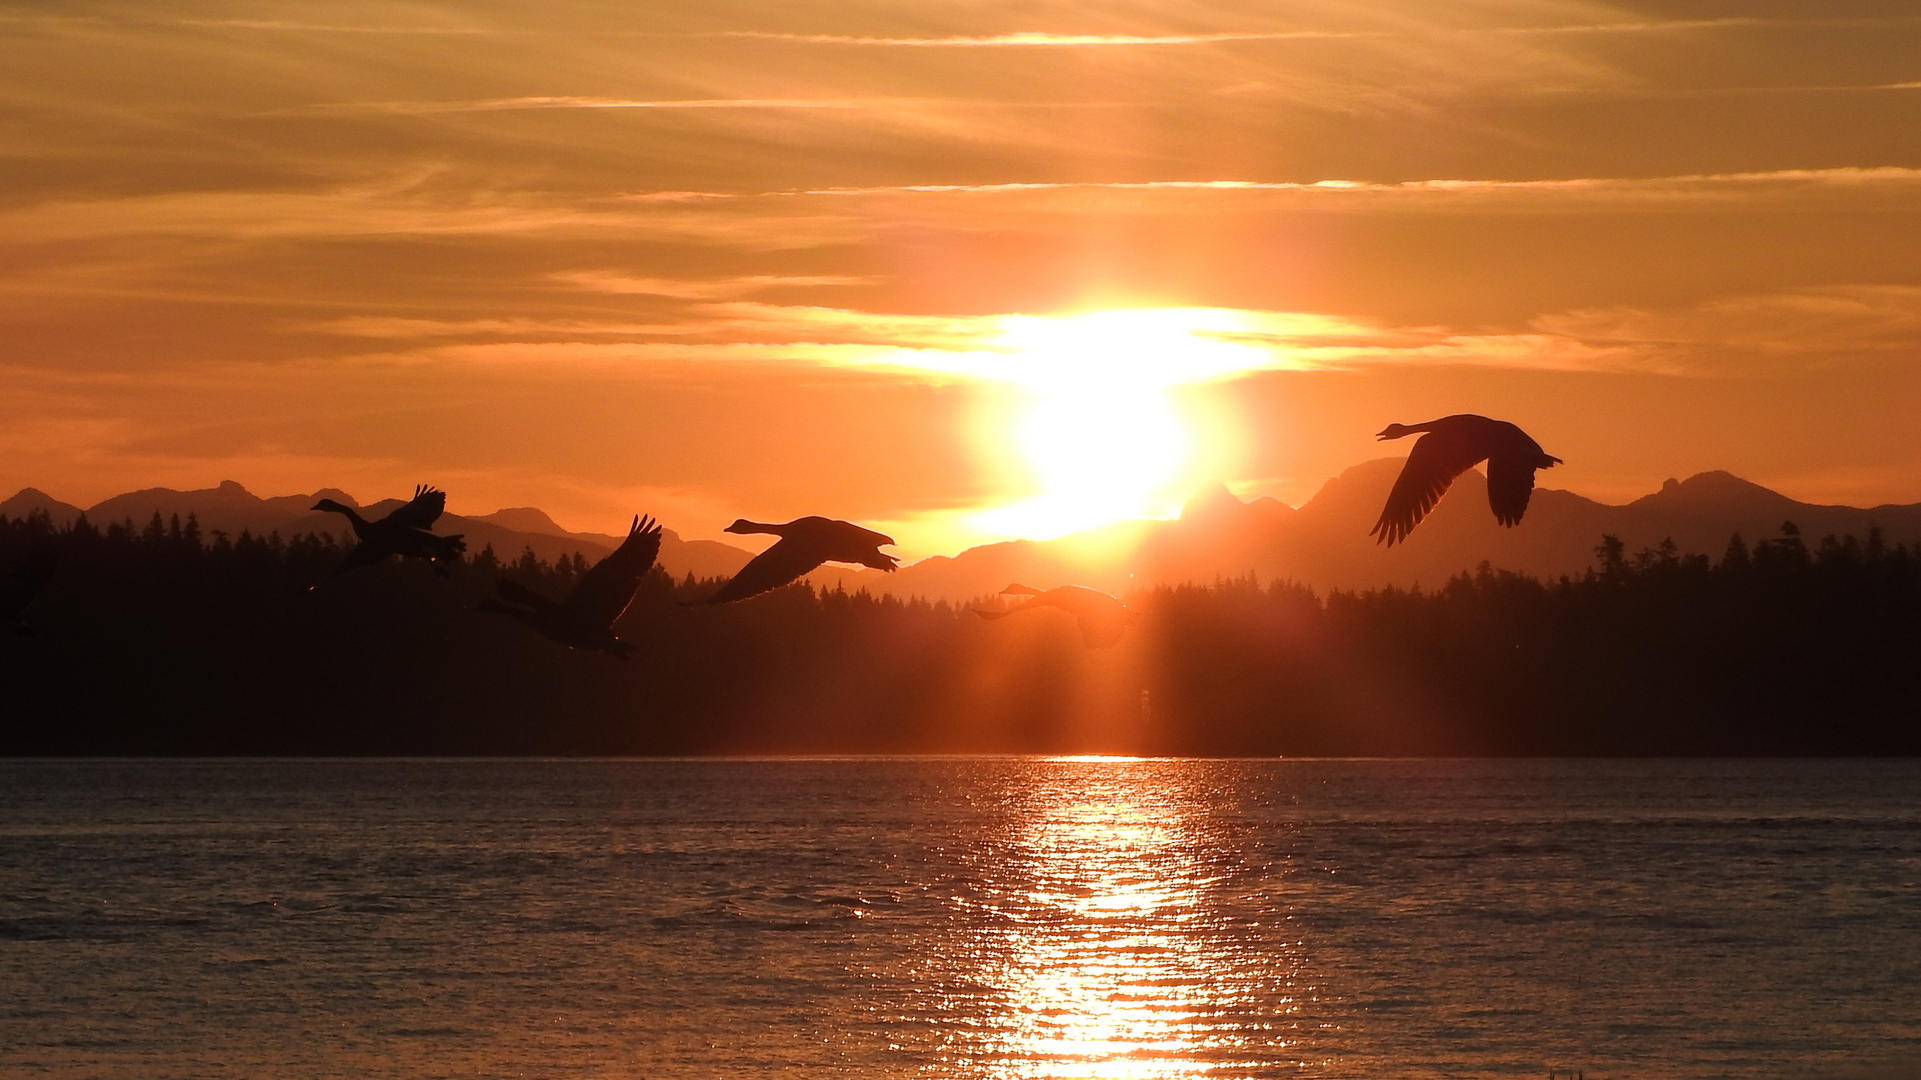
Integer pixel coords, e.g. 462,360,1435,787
705,30,1367,47
301,287,1921,384
1533,285,1921,374
553,271,878,299
294,317,724,339
295,97,869,116
766,167,1921,205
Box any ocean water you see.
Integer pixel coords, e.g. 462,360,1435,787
0,758,1917,1079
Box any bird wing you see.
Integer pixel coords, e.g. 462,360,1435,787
1485,452,1540,527
702,538,826,604
561,515,662,629
837,521,896,548
495,576,560,614
1370,430,1489,546
381,485,446,530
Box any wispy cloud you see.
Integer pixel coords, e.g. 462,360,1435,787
171,19,490,35
297,97,867,116
773,167,1921,200
294,317,724,339
699,18,1921,47
706,30,1366,47
328,289,1921,382
554,271,877,299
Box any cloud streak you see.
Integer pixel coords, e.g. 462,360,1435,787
303,287,1921,384
297,97,869,116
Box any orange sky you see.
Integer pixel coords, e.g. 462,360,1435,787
4,1,1920,556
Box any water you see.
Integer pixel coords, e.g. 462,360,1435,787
1,758,1917,1079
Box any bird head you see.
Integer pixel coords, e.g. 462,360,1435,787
1375,423,1414,441
723,518,759,535
312,498,349,514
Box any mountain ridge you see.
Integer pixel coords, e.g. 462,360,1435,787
8,466,1921,600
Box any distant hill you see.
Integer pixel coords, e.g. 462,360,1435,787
805,463,1921,599
0,481,754,581
10,467,1921,600
0,488,85,528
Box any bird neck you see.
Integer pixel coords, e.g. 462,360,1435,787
319,503,369,530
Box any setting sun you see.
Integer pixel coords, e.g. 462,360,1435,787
969,308,1274,539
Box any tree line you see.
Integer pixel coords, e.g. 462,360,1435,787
1,509,1915,756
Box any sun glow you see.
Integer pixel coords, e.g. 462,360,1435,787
968,309,1273,539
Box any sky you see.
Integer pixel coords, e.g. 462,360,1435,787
3,0,1920,556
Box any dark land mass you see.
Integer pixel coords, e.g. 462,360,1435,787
0,481,752,582
17,464,1921,602
1,507,1916,757
815,462,1921,598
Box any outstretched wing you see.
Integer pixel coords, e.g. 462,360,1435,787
1370,431,1489,546
381,485,447,530
702,538,825,604
835,521,896,548
561,515,663,629
495,575,562,615
1485,454,1540,527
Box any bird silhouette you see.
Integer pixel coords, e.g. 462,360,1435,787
1,549,57,634
976,583,1137,647
480,515,662,658
1370,414,1562,546
312,484,466,584
695,516,898,604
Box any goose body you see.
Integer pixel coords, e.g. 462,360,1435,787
696,516,898,604
313,484,466,583
481,515,662,658
1370,414,1561,546
976,583,1136,647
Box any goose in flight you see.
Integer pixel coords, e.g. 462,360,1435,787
1370,414,1562,546
481,515,662,659
1,549,57,634
312,484,467,583
976,583,1137,647
695,516,898,604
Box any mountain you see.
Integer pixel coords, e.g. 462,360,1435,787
1,481,754,580
804,463,1921,600
0,487,86,528
11,467,1921,600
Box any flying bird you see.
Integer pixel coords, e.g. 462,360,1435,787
695,516,898,604
480,515,663,659
976,583,1137,647
1,549,57,634
1369,414,1562,546
312,484,467,584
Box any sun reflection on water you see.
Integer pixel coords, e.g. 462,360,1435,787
938,764,1306,1079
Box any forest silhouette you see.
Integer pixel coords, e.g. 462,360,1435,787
1,508,1916,756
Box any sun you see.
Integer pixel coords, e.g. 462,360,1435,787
968,309,1272,539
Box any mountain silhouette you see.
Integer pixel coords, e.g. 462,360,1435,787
804,463,1921,598
0,488,86,528
9,468,1921,600
1,481,751,582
